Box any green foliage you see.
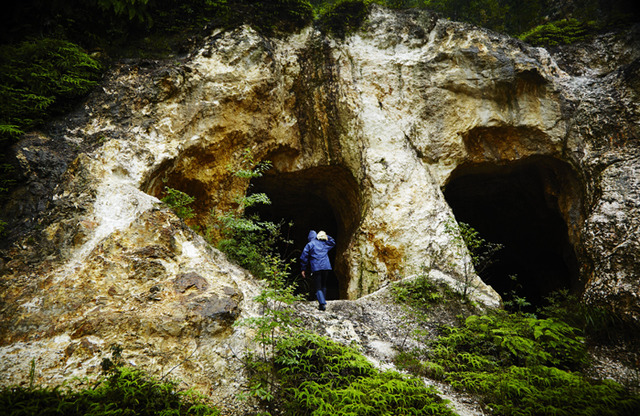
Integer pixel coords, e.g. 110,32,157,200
0,38,101,142
519,18,598,47
273,332,458,416
0,366,220,416
95,0,153,24
0,37,101,202
317,0,371,38
239,0,315,35
435,313,588,370
426,0,510,32
396,310,640,416
234,240,303,410
211,149,294,280
423,0,638,36
443,219,502,299
216,218,286,279
393,350,446,379
377,0,426,8
194,0,314,36
161,186,196,220
539,289,639,343
457,222,503,275
236,254,303,355
447,365,640,416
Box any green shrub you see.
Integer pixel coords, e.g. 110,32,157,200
447,365,640,416
231,0,314,35
443,219,503,300
539,289,639,343
273,332,458,416
317,0,371,38
0,38,101,141
424,0,510,32
233,245,303,410
0,366,220,416
210,149,295,280
396,311,640,416
0,37,101,202
394,350,447,380
161,186,196,220
519,18,598,47
435,313,588,370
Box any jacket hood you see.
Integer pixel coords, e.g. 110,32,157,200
307,230,317,242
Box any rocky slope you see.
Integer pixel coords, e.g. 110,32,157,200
1,5,639,414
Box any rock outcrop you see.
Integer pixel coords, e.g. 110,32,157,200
1,5,639,412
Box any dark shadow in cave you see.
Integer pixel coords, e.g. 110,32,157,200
443,157,583,308
248,165,360,301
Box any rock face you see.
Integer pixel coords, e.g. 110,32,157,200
1,5,639,411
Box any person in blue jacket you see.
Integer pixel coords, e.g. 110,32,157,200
300,230,335,311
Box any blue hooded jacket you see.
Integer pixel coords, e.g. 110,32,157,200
300,230,336,272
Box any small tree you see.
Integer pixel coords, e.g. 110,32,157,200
207,148,294,280
234,247,303,411
444,219,503,299
161,186,196,220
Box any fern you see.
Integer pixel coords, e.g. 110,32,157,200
412,312,640,415
0,38,100,138
0,366,220,415
0,37,101,200
519,19,598,47
271,332,458,416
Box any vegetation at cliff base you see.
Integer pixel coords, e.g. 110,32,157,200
271,332,458,416
392,284,640,416
0,366,219,416
238,278,458,415
229,214,457,415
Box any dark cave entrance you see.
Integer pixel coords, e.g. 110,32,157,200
248,165,361,301
443,157,583,308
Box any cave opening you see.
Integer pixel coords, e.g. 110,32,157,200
443,157,583,308
248,165,361,301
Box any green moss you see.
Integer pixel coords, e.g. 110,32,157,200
390,274,448,309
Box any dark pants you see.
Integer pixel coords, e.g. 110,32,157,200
312,270,329,306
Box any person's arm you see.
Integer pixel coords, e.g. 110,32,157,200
300,244,310,276
327,235,336,249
